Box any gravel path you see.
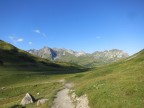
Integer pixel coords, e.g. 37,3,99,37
51,82,90,108
51,88,74,108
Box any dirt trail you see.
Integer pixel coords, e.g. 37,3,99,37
51,81,90,108
51,83,74,108
51,88,74,108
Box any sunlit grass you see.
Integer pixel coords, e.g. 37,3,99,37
0,40,143,108
68,50,144,108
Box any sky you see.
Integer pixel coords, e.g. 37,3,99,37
0,0,144,55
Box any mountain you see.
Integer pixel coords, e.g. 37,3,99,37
0,40,83,73
28,47,129,67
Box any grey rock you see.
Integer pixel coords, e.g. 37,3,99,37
21,93,35,105
1,87,5,90
36,99,48,106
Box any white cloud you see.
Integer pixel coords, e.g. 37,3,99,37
28,41,32,45
33,29,47,37
8,36,24,43
34,29,41,34
17,38,23,42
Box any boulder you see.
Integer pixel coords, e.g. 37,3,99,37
21,93,35,105
36,99,48,106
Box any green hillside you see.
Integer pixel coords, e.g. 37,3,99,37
68,49,144,108
0,40,84,108
0,40,84,73
0,40,143,108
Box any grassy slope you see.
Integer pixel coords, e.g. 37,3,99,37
68,49,144,108
0,63,75,108
0,40,83,108
0,40,84,73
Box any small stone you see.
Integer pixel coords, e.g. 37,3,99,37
1,87,5,90
37,99,48,106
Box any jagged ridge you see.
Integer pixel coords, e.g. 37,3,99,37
28,47,129,67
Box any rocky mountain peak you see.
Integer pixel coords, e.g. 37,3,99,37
27,47,129,67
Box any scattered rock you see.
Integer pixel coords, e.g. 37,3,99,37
1,87,5,90
71,92,90,108
36,99,48,106
75,94,90,108
21,93,35,105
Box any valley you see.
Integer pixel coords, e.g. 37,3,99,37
0,40,144,108
1,0,144,107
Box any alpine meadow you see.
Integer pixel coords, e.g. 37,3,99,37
0,0,144,108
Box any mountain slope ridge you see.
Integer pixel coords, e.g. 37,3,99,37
0,40,84,74
28,47,129,67
68,49,144,108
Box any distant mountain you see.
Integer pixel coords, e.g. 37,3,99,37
0,40,83,73
28,47,129,67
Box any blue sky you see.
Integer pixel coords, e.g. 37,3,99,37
0,0,144,55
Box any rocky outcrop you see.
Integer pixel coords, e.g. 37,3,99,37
21,93,35,105
21,93,49,106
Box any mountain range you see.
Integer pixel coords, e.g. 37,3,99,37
28,47,129,67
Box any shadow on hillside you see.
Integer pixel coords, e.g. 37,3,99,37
0,46,90,74
0,64,90,75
